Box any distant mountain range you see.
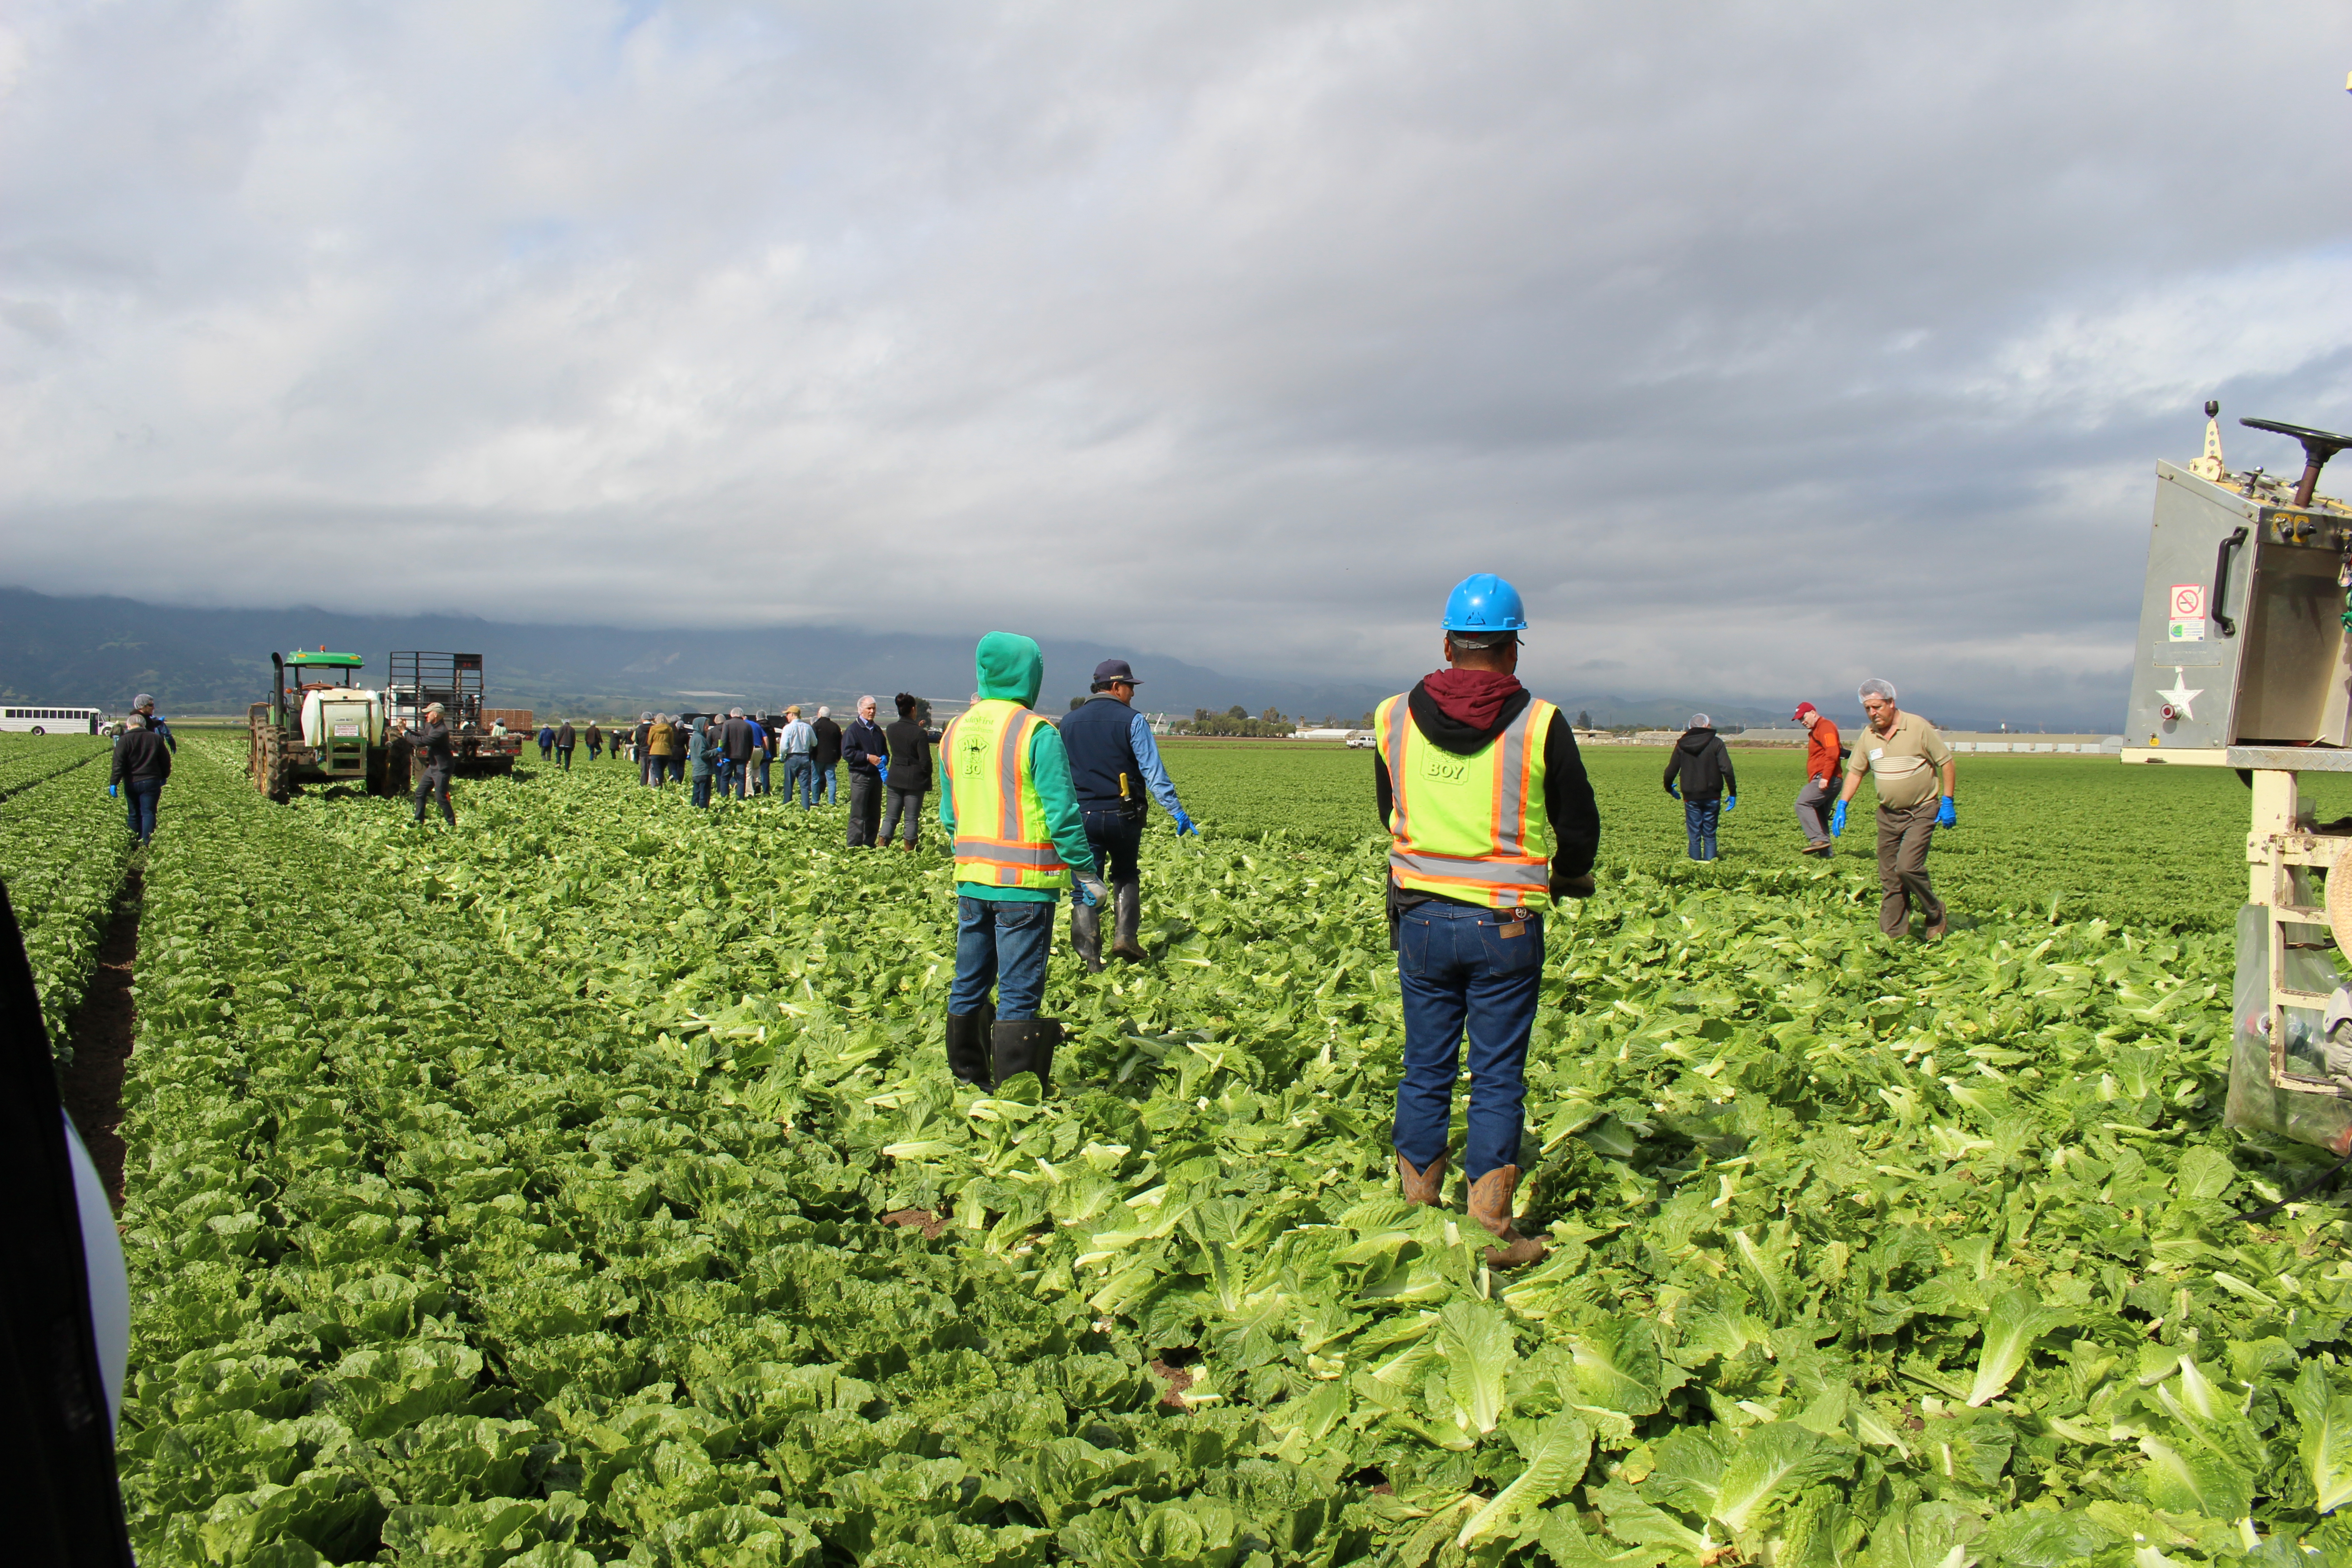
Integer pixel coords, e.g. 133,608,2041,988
0,584,1824,730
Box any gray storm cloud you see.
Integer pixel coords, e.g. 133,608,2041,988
2,0,2349,723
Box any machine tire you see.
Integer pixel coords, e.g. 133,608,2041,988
28,726,43,736
261,732,291,804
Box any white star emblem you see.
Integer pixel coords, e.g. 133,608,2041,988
2158,669,2204,720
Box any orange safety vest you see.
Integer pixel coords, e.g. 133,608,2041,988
1376,692,1557,911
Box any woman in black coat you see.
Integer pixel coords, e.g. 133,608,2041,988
878,692,940,851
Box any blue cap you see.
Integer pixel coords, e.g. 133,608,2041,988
1442,573,1528,634
1092,659,1140,688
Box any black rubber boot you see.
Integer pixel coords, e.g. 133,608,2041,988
991,1017,1063,1092
945,1007,995,1087
1109,881,1147,962
1070,901,1105,972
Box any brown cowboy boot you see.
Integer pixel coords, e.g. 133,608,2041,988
1396,1152,1447,1207
1465,1166,1547,1268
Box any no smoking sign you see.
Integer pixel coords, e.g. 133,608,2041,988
2171,583,2205,620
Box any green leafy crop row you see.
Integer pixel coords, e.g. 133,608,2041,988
85,735,2352,1564
0,740,134,1058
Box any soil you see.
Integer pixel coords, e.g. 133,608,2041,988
59,867,141,1212
1147,1358,1197,1408
880,1208,948,1240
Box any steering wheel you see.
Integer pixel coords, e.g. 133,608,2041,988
2241,417,2352,508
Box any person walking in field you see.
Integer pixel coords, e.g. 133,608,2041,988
410,701,458,826
1374,573,1600,1269
842,696,889,847
584,721,603,761
536,723,556,761
554,720,576,771
938,634,1107,1090
719,709,757,800
812,706,843,806
1661,715,1736,862
110,713,172,847
687,716,715,808
1056,658,1197,970
778,706,817,807
880,693,939,850
646,714,678,786
1833,678,1956,940
1790,701,1842,857
131,694,177,755
634,712,656,784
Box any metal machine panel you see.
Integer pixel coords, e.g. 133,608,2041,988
2126,460,2352,755
2125,462,2256,753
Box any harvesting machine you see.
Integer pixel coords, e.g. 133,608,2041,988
246,649,524,802
2122,406,2352,1153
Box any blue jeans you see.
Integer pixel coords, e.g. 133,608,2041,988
949,896,1055,1020
817,763,838,804
555,746,573,771
784,755,815,806
1080,806,1145,887
1392,900,1544,1182
124,779,163,843
691,774,712,808
1685,799,1720,861
755,757,770,795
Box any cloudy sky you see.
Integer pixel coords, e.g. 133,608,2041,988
4,2,2349,723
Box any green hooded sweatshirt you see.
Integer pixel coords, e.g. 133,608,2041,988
938,632,1100,900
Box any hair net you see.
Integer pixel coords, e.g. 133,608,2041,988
1689,714,1710,729
1857,678,1897,703
133,693,155,708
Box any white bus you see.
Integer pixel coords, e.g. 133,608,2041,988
0,706,103,735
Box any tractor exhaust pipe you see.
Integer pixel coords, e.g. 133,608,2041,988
270,652,286,727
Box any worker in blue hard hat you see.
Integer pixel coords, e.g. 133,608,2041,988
1370,573,1601,1268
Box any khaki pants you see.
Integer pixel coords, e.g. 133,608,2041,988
1875,798,1944,936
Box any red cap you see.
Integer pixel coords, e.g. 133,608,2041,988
1792,702,1818,721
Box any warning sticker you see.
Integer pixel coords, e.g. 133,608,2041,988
2170,583,2205,620
2167,619,2206,642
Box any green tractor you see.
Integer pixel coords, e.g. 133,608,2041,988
247,648,525,802
248,650,396,802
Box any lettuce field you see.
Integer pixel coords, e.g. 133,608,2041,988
22,730,2352,1564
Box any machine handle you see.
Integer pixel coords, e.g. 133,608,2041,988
2213,526,2248,637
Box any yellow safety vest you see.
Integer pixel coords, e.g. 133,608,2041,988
1376,692,1558,911
942,700,1071,891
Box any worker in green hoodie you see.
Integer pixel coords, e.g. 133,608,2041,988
937,632,1107,1089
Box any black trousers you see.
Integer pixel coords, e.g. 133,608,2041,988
412,766,454,824
847,772,884,846
881,787,926,846
1081,805,1145,886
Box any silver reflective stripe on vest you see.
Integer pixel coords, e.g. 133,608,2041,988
1391,850,1549,887
1490,702,1537,857
996,710,1033,840
952,838,1063,866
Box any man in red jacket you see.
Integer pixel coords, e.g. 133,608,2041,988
1793,701,1842,857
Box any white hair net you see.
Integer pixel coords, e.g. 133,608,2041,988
1857,678,1897,703
1689,714,1710,729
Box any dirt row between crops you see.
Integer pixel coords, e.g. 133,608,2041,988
61,867,140,1212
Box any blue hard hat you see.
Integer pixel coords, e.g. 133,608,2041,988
1441,573,1528,633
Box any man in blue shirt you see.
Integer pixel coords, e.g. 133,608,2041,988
777,706,818,808
1054,659,1197,969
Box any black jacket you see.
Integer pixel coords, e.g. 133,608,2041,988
813,716,843,769
884,718,937,791
719,717,756,764
109,730,172,785
842,717,888,776
1371,682,1602,902
410,721,455,770
1662,728,1735,802
556,723,575,748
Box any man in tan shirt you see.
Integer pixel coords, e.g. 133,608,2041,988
1833,678,1956,939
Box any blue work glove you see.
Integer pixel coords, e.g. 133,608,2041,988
1937,795,1957,829
1171,806,1198,836
1725,795,1737,812
1074,873,1107,908
1831,800,1847,838
108,784,118,798
1666,784,1681,800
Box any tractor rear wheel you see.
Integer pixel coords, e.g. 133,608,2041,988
261,731,291,803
